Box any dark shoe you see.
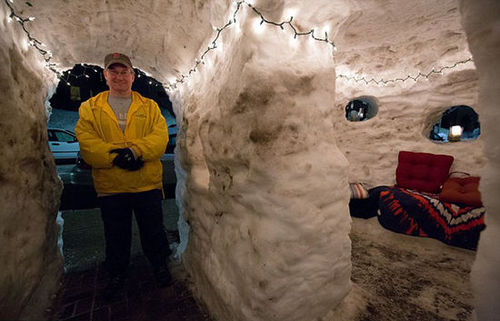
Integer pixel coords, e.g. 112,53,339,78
153,265,172,288
103,274,126,302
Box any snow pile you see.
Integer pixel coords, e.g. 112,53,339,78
172,8,352,320
0,4,62,320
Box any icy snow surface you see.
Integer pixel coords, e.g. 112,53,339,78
0,0,499,320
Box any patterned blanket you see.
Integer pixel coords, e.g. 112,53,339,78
372,186,486,250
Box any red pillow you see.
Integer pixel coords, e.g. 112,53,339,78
439,177,483,207
396,151,454,193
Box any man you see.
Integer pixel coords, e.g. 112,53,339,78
75,52,172,300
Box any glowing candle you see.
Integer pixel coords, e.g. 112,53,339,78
450,125,463,137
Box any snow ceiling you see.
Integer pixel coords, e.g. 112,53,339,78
1,0,499,320
7,0,473,88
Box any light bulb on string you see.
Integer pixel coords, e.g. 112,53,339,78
233,19,242,35
322,25,330,38
21,38,29,51
308,31,316,45
252,18,265,34
234,0,248,23
283,8,297,21
202,57,213,71
231,0,239,13
289,34,299,48
216,39,224,52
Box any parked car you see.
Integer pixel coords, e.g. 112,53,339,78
56,123,178,210
48,128,79,164
58,152,177,210
166,123,177,153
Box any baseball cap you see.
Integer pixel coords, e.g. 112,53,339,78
104,52,133,69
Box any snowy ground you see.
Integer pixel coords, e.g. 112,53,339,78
60,200,180,272
55,155,479,321
350,217,475,321
60,209,475,321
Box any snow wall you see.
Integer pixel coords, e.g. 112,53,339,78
459,0,500,320
333,0,485,187
0,4,63,321
171,9,353,321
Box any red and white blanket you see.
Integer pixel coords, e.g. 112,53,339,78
372,186,486,250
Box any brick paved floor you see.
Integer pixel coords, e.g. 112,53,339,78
48,256,213,321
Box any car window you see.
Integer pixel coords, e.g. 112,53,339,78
53,130,76,142
48,130,57,141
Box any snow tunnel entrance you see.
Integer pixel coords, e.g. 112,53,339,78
47,64,180,272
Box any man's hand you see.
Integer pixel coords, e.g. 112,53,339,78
110,148,144,171
127,156,144,171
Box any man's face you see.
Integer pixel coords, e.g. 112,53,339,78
103,64,135,95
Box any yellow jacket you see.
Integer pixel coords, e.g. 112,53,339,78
75,91,168,194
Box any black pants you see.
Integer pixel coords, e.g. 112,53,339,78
98,189,171,276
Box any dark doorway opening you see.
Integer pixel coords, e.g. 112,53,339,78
47,64,180,273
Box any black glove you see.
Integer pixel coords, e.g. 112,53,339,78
110,148,143,171
127,156,144,171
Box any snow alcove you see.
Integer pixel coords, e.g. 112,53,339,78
344,97,378,122
429,105,480,143
0,0,498,321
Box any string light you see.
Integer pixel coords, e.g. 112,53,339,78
57,64,163,88
3,0,476,92
58,64,100,85
164,0,337,90
163,1,473,90
336,57,474,85
3,0,60,77
2,0,163,90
